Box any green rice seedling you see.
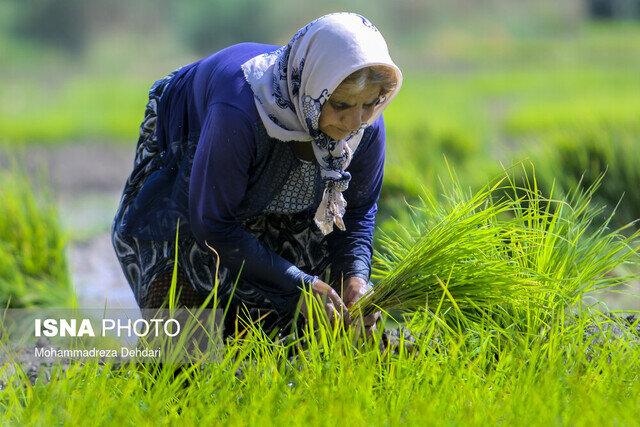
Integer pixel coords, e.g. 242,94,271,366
0,169,73,307
507,170,637,296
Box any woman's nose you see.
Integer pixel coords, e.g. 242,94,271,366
342,108,366,131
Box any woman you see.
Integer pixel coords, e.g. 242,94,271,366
111,12,403,336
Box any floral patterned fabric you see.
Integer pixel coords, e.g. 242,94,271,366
241,12,403,235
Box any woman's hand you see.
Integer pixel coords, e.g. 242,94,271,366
342,277,380,336
300,279,350,326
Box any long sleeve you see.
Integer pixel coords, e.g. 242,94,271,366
188,103,318,297
326,115,386,286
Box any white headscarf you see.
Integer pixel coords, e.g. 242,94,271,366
241,12,403,235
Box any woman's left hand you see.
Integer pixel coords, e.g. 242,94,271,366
342,277,381,336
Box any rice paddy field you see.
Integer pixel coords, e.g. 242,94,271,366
1,3,640,425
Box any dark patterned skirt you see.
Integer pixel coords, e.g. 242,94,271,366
111,71,332,332
112,212,330,308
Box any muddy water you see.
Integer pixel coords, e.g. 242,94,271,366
67,230,138,309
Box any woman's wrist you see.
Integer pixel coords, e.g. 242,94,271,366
303,274,319,289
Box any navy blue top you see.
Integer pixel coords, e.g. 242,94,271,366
118,42,386,296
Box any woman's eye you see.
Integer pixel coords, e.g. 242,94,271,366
364,99,380,108
331,102,350,110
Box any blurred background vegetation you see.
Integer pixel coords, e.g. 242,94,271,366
0,0,639,307
2,0,638,144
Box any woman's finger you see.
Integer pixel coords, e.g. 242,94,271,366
325,302,336,324
327,289,350,326
365,322,377,338
363,310,381,327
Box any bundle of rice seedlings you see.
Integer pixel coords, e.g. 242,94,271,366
351,169,639,330
351,176,541,322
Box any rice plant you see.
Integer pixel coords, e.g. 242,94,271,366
0,295,638,425
0,169,74,308
531,128,640,231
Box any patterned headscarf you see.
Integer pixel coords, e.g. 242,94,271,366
241,12,403,235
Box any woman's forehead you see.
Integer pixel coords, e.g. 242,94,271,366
331,83,382,102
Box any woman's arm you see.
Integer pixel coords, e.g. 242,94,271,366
325,115,386,288
189,103,318,304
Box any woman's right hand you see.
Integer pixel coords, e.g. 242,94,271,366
300,279,351,326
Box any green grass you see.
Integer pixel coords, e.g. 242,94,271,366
1,19,640,426
0,169,74,307
0,77,149,145
524,128,640,231
1,311,639,425
1,170,638,425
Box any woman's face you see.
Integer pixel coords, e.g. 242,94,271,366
319,83,383,141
